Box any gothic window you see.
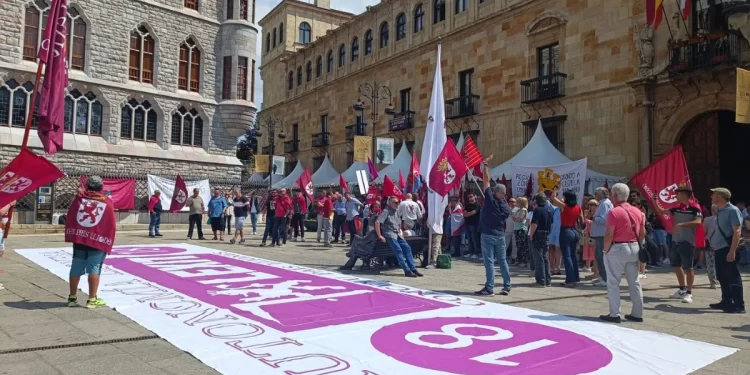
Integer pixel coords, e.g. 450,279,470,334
227,0,234,19
0,80,37,128
316,56,322,77
23,1,87,71
299,22,311,44
287,70,294,90
178,38,201,92
396,13,406,40
351,37,359,61
434,0,445,24
297,66,302,86
240,0,249,20
120,98,157,141
455,0,467,14
326,50,333,72
184,0,198,10
306,61,312,81
338,44,346,67
379,22,389,48
223,56,232,99
129,26,156,83
414,4,424,32
171,107,203,146
266,33,270,52
279,22,284,41
63,89,102,135
364,29,373,55
237,57,248,100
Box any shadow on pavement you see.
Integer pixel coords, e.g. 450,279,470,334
4,300,68,310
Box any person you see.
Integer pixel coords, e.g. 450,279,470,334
582,200,597,273
147,190,162,238
547,196,562,275
208,189,228,241
0,201,16,281
651,185,702,303
315,192,331,244
512,197,530,268
629,198,649,279
224,192,234,236
375,196,424,278
529,193,552,287
291,192,308,242
229,189,249,245
344,192,363,244
368,201,382,231
550,189,583,287
249,192,261,235
273,188,293,247
186,188,206,240
463,192,481,259
738,201,748,218
599,183,645,323
448,196,464,257
592,187,613,287
65,176,116,309
260,190,278,247
475,155,512,297
332,193,347,243
397,193,423,231
708,188,745,314
506,198,517,263
702,205,720,289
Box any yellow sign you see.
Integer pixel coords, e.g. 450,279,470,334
354,136,372,163
737,68,750,123
537,168,561,192
254,155,269,173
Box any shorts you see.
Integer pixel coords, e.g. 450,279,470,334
210,216,226,232
70,244,107,276
669,241,695,270
653,229,668,246
235,216,246,231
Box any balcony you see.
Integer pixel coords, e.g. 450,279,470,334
312,132,330,147
345,123,366,141
261,145,271,155
520,72,568,104
389,111,415,131
284,140,299,153
445,95,480,119
668,32,741,75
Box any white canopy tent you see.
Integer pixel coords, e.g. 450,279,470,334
247,173,265,184
272,160,305,189
373,143,411,184
311,154,339,186
262,173,284,186
321,161,369,187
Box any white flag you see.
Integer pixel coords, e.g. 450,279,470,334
419,44,448,235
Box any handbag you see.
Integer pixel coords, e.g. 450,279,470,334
624,210,649,263
437,254,452,269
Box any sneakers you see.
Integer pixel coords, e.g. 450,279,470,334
662,258,671,266
301,238,306,242
474,288,495,296
593,280,607,287
499,289,511,296
148,234,155,238
412,270,424,277
682,293,693,303
404,272,418,278
155,234,163,237
638,273,647,280
67,295,78,307
670,289,687,300
85,297,106,309
425,264,436,269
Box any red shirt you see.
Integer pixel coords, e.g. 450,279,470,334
275,195,292,217
320,197,333,217
606,203,644,243
560,204,581,227
294,196,308,214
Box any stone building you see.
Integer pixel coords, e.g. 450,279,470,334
0,0,260,221
259,0,750,203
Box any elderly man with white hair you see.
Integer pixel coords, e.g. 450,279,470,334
599,183,645,323
591,186,613,287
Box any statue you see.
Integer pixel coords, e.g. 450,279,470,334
638,25,654,69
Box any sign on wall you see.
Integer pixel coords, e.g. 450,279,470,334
354,136,372,162
272,155,286,175
376,138,394,164
254,155,269,173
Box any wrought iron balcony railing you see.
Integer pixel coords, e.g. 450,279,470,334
389,111,415,131
668,32,741,75
284,140,299,153
445,94,480,119
312,132,330,147
520,72,568,104
345,123,366,141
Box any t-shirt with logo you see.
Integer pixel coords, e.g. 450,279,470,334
187,196,204,215
233,196,249,217
669,204,702,245
266,198,277,217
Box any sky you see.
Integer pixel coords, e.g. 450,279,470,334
253,0,379,108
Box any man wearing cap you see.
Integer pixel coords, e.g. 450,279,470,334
652,185,702,303
708,187,745,313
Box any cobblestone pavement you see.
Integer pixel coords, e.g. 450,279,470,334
0,230,748,375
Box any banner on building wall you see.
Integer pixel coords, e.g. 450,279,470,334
272,156,286,175
511,158,588,204
146,175,210,212
354,136,372,162
376,138,395,164
737,68,750,123
79,176,136,210
254,155,269,173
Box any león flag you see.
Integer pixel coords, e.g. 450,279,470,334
428,140,468,198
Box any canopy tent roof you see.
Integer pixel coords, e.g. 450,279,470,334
373,144,411,184
320,161,369,187
247,172,265,184
489,122,624,183
272,160,305,189
311,155,340,186
262,173,285,186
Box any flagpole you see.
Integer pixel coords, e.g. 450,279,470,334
673,0,690,36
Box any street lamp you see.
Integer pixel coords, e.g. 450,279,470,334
256,114,286,189
353,82,395,159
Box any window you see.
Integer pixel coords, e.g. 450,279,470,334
222,56,232,99
251,59,256,102
537,44,560,77
321,114,328,133
0,80,36,128
24,2,88,71
459,69,474,96
414,4,424,32
227,0,234,19
394,141,415,154
396,13,406,41
178,38,200,92
316,56,322,77
400,88,411,112
313,156,325,172
351,37,359,61
171,107,203,146
326,50,333,72
129,26,155,84
434,0,445,24
237,56,248,100
279,22,284,41
287,70,294,90
364,30,373,55
120,98,157,142
265,33,270,52
338,44,346,67
184,0,198,10
455,0,467,14
63,89,102,135
306,61,312,81
251,0,255,23
299,22,311,44
523,117,565,152
272,28,277,48
379,22,389,48
240,0,248,21
297,66,302,86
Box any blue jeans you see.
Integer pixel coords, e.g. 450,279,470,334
250,213,258,233
595,236,607,282
467,225,480,255
385,236,417,273
149,213,161,235
532,232,551,285
481,234,511,292
559,227,581,284
273,217,288,245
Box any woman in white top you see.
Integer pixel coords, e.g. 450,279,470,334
513,197,530,267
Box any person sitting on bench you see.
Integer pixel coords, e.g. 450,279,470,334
376,196,424,278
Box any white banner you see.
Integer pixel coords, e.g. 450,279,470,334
375,138,394,164
272,155,285,175
17,244,735,375
146,175,210,212
511,158,588,204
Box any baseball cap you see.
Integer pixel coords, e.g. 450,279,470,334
710,187,731,200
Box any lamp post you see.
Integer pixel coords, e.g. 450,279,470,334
256,114,286,189
353,81,395,162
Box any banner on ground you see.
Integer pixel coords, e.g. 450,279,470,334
254,155,269,173
375,138,394,164
79,177,135,210
0,148,64,209
18,244,735,375
511,158,587,204
737,68,750,123
146,175,210,213
272,155,285,175
354,136,372,162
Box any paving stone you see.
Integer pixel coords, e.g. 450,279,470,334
54,353,168,375
112,339,186,363
0,352,60,375
149,353,222,375
71,318,143,341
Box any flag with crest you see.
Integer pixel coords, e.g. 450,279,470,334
428,140,468,197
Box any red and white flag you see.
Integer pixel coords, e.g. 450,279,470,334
0,148,64,209
36,0,69,155
383,176,405,200
461,135,483,170
297,169,314,202
680,0,691,20
65,191,116,253
339,174,349,193
366,186,380,205
428,140,468,198
169,175,188,213
399,170,406,191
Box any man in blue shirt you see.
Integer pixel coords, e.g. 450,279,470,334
207,189,228,241
344,192,363,244
475,155,512,296
332,193,347,243
708,188,745,314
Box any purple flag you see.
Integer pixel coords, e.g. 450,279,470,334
367,157,379,180
36,0,69,155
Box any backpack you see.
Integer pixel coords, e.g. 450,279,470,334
437,254,452,269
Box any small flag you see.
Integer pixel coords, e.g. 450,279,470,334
297,169,314,202
524,174,534,198
367,157,379,180
500,174,512,197
461,135,483,170
169,176,188,213
339,174,349,193
646,0,664,30
399,170,406,191
383,176,405,200
679,0,690,20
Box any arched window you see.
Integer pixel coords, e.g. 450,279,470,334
351,37,359,61
396,13,406,40
129,26,156,83
24,2,88,71
414,4,424,32
455,0,467,14
287,70,294,90
120,98,157,141
272,28,277,48
326,50,333,73
299,22,311,44
316,56,322,77
306,61,312,81
63,89,103,135
338,44,346,67
297,66,302,85
266,33,270,52
239,0,248,20
279,22,284,41
226,0,234,19
364,30,373,55
434,0,445,24
0,79,37,128
379,22,389,49
171,107,203,146
184,0,198,10
178,38,201,92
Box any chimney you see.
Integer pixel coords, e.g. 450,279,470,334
314,0,330,9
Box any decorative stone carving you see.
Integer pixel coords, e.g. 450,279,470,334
655,95,682,122
638,25,654,70
525,12,568,36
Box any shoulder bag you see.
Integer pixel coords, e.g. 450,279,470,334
624,209,649,264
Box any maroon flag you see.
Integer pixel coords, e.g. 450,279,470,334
383,176,405,200
407,151,421,194
428,141,468,197
524,174,534,198
339,174,349,193
0,148,64,209
169,176,188,213
36,0,69,155
65,191,116,253
366,186,380,205
461,135,483,170
399,170,406,191
297,168,314,202
500,174,512,197
368,157,379,180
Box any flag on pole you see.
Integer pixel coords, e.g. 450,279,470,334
383,176,405,200
419,43,449,234
461,135,483,170
399,170,406,191
524,174,534,198
0,148,64,209
297,169,314,202
169,176,188,213
367,157,379,180
429,140,468,197
679,0,691,20
500,174,511,197
339,174,349,193
408,151,421,194
36,0,69,155
646,0,664,30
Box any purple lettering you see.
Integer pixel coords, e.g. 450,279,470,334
259,354,350,375
202,322,264,339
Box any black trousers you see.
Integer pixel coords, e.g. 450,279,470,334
291,213,305,238
715,247,745,309
333,214,346,241
188,214,204,239
225,215,233,234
